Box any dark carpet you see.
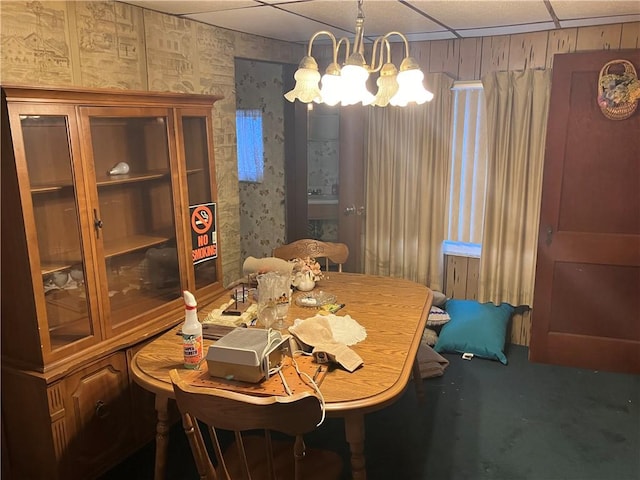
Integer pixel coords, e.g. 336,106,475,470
101,345,640,480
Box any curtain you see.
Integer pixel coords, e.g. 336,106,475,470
478,69,552,306
363,73,454,291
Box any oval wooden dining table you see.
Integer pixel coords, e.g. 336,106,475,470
131,272,433,480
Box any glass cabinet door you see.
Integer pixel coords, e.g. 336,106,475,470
180,112,220,291
15,109,96,351
82,108,181,330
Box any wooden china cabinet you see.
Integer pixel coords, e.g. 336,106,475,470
1,85,225,479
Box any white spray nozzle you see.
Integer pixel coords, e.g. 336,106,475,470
183,290,197,308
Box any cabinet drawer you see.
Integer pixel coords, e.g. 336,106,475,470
57,352,133,478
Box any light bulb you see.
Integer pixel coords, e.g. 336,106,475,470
341,64,374,106
319,72,343,106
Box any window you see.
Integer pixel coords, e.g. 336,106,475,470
445,82,488,257
236,109,264,182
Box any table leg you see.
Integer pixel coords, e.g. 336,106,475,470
154,395,170,480
412,358,426,404
344,414,366,480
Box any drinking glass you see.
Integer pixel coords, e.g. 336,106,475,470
257,271,291,330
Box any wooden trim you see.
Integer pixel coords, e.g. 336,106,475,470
1,85,223,108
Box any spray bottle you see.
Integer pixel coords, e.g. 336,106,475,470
182,290,203,369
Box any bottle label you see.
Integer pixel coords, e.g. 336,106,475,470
183,333,203,369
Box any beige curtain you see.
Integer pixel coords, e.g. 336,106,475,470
479,69,552,306
363,73,454,291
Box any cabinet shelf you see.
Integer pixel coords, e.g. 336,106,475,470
41,260,79,276
31,183,74,194
40,234,176,272
49,324,92,349
96,170,170,187
32,169,191,193
104,232,174,258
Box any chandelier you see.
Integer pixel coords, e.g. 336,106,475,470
284,0,434,107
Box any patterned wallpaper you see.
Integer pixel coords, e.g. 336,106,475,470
0,0,304,286
235,59,286,260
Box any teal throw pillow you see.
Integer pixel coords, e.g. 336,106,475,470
434,299,514,364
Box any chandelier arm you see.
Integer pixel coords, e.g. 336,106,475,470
306,30,338,59
336,37,352,65
382,31,411,58
368,37,389,73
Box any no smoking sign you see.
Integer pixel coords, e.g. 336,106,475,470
190,202,217,264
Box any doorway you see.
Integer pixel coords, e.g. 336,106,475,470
284,65,365,272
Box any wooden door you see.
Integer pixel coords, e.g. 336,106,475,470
338,105,365,273
530,50,640,374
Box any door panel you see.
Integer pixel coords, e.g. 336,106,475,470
339,105,365,273
6,104,99,361
79,107,182,336
530,50,640,374
284,87,310,243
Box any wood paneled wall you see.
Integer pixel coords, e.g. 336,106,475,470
444,255,531,346
444,255,480,300
430,23,639,79
316,22,639,79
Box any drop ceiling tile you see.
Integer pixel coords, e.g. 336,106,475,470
407,0,552,31
280,0,447,38
550,0,640,20
185,5,353,43
123,1,258,15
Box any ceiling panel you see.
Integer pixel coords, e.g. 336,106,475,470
408,1,552,30
124,0,258,15
550,0,640,20
186,4,353,43
119,0,640,44
280,1,447,38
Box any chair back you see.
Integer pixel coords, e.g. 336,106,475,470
169,369,330,480
272,239,349,272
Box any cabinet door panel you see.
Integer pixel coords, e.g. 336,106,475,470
81,109,182,333
8,108,98,357
179,111,221,293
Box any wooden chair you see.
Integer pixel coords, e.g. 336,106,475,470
272,239,349,272
169,369,343,480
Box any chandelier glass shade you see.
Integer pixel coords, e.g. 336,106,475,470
284,0,434,107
